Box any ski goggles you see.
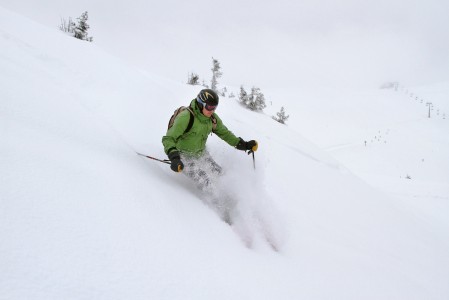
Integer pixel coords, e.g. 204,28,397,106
197,97,218,111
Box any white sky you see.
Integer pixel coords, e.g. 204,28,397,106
1,0,448,88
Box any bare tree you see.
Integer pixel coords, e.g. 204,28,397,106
187,72,200,85
59,17,76,34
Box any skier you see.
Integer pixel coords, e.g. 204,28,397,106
162,89,258,192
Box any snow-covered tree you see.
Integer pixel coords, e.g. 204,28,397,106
59,11,93,42
248,87,267,111
74,11,93,42
187,72,200,85
239,86,249,105
272,106,290,124
239,86,267,112
210,57,222,91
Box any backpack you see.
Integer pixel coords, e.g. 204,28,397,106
167,105,217,134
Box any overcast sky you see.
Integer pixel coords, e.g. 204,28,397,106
1,0,448,88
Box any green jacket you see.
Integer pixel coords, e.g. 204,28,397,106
162,99,240,156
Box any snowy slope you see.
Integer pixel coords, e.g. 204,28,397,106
1,7,449,300
263,83,449,233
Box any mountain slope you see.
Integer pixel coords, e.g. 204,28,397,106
1,7,448,300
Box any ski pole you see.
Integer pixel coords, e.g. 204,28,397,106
136,152,171,165
248,150,256,170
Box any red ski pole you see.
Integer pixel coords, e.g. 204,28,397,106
136,152,171,165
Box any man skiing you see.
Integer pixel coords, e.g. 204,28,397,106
162,89,258,192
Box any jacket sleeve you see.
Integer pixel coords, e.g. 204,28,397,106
213,114,240,147
162,110,191,155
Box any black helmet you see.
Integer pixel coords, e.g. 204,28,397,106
197,89,219,107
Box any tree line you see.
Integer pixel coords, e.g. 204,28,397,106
187,58,289,125
56,14,290,125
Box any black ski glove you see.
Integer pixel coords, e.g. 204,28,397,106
168,151,184,172
236,138,258,152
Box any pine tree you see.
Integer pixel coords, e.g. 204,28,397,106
210,57,222,91
238,86,267,112
239,86,249,106
272,107,290,124
253,87,267,111
74,11,93,42
247,87,267,111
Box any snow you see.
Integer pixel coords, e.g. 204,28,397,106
1,5,449,300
